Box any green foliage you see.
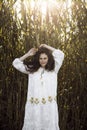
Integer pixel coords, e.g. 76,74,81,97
0,0,87,130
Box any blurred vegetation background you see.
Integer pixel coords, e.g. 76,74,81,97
0,0,87,130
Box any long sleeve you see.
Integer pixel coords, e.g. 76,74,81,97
12,58,29,74
52,49,64,73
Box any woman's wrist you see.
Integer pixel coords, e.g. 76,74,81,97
44,44,55,52
39,44,55,52
19,48,37,61
19,53,30,61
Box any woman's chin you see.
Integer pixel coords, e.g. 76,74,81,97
41,64,46,68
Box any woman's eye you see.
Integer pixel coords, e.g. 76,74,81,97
40,57,47,60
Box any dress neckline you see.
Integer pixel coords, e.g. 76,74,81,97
38,67,45,72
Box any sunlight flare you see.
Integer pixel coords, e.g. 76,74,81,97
13,0,73,22
14,0,58,17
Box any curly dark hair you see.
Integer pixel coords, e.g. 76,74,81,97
24,47,55,73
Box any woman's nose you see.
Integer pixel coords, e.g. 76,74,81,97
41,59,44,61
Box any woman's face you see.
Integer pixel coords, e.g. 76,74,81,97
39,53,48,68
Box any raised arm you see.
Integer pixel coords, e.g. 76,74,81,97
39,44,64,73
12,48,37,74
39,44,55,52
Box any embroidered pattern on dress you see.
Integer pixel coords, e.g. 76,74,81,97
42,98,46,104
29,96,57,104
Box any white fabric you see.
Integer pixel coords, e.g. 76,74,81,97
12,49,64,130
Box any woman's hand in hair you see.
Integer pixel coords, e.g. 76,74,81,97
39,44,47,48
39,44,55,52
27,48,38,56
19,48,38,61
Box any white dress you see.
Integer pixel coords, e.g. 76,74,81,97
12,49,64,130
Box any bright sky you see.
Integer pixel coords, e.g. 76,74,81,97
13,0,72,16
13,0,87,21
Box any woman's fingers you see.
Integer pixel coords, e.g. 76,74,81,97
39,44,48,49
27,48,38,56
39,44,46,48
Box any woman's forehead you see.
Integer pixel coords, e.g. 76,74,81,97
39,53,48,57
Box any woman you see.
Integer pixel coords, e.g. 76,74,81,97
12,44,64,130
